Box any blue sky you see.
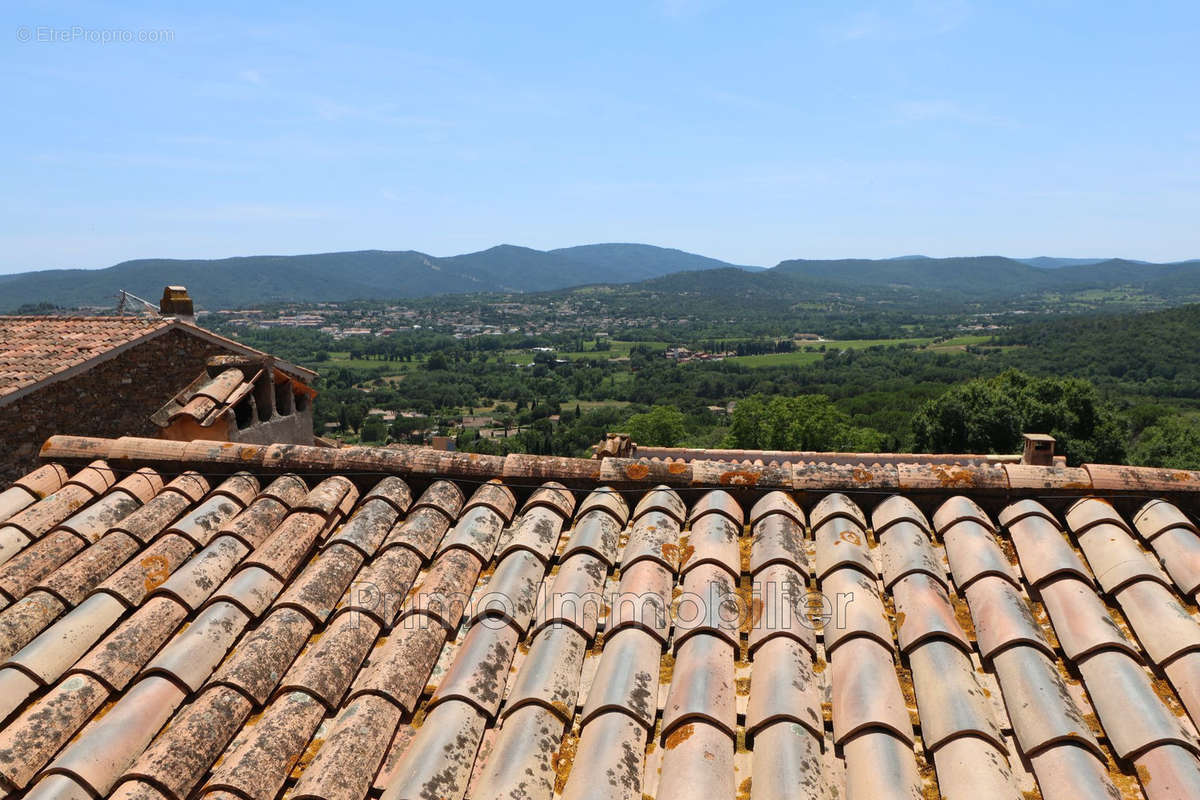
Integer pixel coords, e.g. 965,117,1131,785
2,1,1198,273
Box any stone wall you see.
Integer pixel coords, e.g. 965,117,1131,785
0,328,230,484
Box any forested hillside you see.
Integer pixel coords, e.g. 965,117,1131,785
214,297,1200,469
5,247,1200,312
993,303,1200,397
0,243,755,310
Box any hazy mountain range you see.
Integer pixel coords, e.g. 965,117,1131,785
0,243,1197,311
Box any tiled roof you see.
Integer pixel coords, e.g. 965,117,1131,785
0,317,317,408
151,357,317,431
0,316,171,400
2,437,1200,800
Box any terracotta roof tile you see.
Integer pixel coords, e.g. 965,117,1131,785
560,509,623,566
6,446,1200,800
123,684,251,799
502,625,588,723
574,486,629,526
0,317,171,401
496,506,567,565
0,466,69,523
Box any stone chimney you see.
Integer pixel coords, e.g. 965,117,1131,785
160,285,195,322
1021,433,1056,466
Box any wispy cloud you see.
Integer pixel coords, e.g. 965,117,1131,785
239,69,264,85
148,203,337,223
841,10,885,40
831,0,970,41
309,97,454,128
655,0,723,19
892,99,1015,127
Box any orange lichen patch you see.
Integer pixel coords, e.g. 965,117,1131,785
677,538,695,568
625,463,651,480
1152,678,1188,717
1105,750,1142,798
916,748,940,800
741,597,765,634
852,467,874,483
552,728,579,794
739,531,753,573
1030,602,1060,649
1102,599,1138,641
659,650,676,684
88,698,118,725
736,777,753,800
812,657,827,674
735,676,752,696
1021,790,1044,800
141,553,171,592
719,470,759,487
1054,657,1081,687
290,735,324,780
838,528,861,546
665,723,696,750
898,664,919,727
932,464,976,488
668,461,688,475
894,610,907,632
998,537,1020,567
1083,712,1104,737
883,596,901,639
952,594,976,639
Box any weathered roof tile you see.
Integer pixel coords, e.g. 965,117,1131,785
3,449,1197,800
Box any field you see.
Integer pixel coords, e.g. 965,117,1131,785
726,335,991,367
502,339,639,365
322,352,426,371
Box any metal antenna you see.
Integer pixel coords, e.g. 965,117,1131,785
116,289,159,316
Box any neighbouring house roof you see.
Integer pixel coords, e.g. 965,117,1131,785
150,356,317,433
0,316,315,408
1,435,1199,800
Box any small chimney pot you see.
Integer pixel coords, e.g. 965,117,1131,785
1021,433,1056,466
160,285,195,321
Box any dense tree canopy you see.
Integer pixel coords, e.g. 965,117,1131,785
725,395,886,452
626,406,688,447
1130,418,1200,470
911,370,1127,465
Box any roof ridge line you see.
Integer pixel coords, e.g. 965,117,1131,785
35,435,1200,498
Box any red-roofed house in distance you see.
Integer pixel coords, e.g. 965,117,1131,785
0,287,317,483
